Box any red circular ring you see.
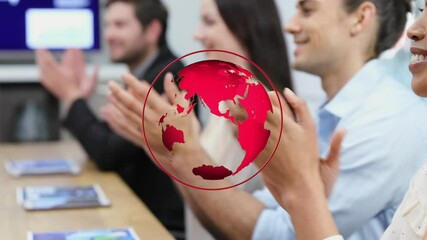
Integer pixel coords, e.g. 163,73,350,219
142,49,284,190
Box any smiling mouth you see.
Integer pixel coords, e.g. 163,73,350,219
295,38,309,45
411,54,427,64
293,40,308,56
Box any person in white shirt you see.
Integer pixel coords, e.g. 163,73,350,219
96,0,427,239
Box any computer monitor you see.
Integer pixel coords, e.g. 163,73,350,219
0,0,100,50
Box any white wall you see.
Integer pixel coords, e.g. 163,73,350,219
91,0,204,65
162,0,325,112
163,0,203,64
0,0,326,113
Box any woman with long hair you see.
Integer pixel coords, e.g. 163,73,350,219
188,0,293,238
101,0,294,239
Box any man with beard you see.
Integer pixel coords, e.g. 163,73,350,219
35,0,185,238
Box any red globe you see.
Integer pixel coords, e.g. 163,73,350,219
143,50,283,190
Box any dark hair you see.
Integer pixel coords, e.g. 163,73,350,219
105,0,168,47
343,0,411,56
215,0,293,92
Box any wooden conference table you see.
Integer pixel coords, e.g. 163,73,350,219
0,141,174,240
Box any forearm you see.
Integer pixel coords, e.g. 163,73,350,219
63,100,110,166
173,146,265,239
285,179,339,240
63,99,138,170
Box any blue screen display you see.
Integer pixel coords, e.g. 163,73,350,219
0,0,100,50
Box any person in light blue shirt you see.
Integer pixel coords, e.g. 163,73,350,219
252,0,425,239
253,59,427,239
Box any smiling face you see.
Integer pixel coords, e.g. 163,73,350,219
193,0,248,64
104,1,149,64
284,0,356,76
408,0,427,97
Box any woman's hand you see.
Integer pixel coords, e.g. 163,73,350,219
103,73,201,164
261,88,345,208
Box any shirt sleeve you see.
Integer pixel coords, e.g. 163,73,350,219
63,99,146,171
251,111,427,240
251,203,296,240
324,236,344,240
328,115,427,238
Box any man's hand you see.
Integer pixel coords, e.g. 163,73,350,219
104,73,201,169
35,49,98,107
320,129,346,197
102,74,148,148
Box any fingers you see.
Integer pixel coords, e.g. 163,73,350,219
103,104,142,142
61,49,84,85
61,49,75,68
89,66,99,91
163,72,176,101
324,129,346,164
87,65,99,94
266,91,297,134
80,66,99,99
226,100,248,123
35,49,63,91
268,91,280,108
63,49,85,74
265,92,284,133
108,81,142,114
284,88,314,128
320,129,345,197
101,105,143,147
122,73,150,99
91,65,99,83
268,91,293,120
107,80,165,129
163,72,194,115
108,77,173,132
163,72,183,105
266,92,281,119
35,49,58,72
73,49,85,73
101,105,122,130
107,92,142,128
121,73,166,110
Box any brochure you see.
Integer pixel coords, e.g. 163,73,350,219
17,184,111,210
5,158,80,176
27,227,140,240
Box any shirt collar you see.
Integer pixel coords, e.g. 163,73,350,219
132,50,159,78
320,59,386,119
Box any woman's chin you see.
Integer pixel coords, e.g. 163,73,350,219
411,76,427,97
